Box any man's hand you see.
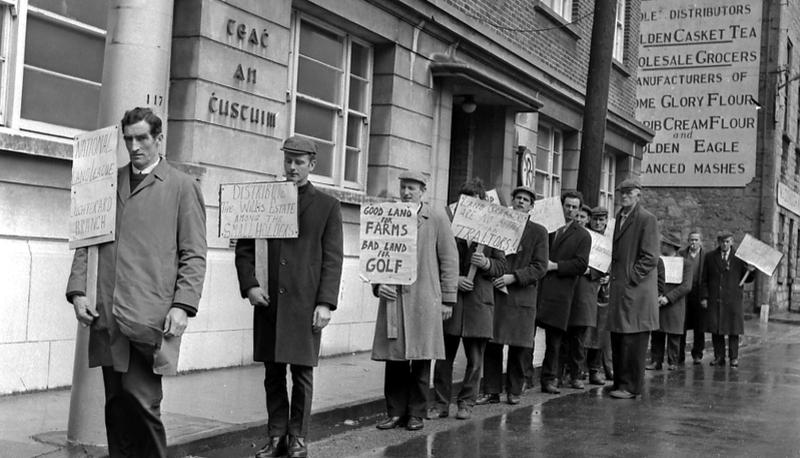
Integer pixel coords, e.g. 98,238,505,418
163,307,188,338
599,275,610,285
493,274,516,289
441,304,453,321
246,287,270,307
377,284,398,301
470,252,490,270
700,299,708,309
658,295,669,306
312,305,331,332
71,295,98,327
547,260,558,272
746,263,755,272
458,276,474,292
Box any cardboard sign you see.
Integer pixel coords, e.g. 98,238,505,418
529,196,566,233
69,125,118,249
588,230,613,273
735,234,783,276
605,217,616,237
219,181,298,238
451,195,528,254
661,256,684,284
485,188,501,205
359,202,418,285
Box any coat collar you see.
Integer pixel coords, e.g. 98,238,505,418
297,181,317,218
551,220,578,251
613,204,639,241
118,157,169,203
417,202,431,228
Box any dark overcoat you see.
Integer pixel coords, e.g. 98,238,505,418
700,248,754,335
67,160,207,375
443,240,506,338
679,247,705,331
492,221,549,347
607,204,660,333
569,267,604,328
235,182,343,367
659,257,694,334
536,222,591,331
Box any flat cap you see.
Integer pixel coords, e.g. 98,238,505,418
716,230,734,240
281,135,317,155
661,233,682,249
591,206,609,217
398,169,429,186
581,204,592,214
511,185,536,200
616,177,642,191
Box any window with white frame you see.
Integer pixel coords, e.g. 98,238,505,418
613,0,626,61
534,124,562,199
290,15,372,190
599,153,616,210
541,0,572,22
0,4,9,125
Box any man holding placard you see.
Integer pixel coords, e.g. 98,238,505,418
679,231,706,365
585,206,613,385
372,171,459,432
66,108,207,457
235,136,343,458
700,231,754,368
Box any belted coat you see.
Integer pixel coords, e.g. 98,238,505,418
700,248,754,335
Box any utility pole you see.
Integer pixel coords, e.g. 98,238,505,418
576,0,618,207
67,0,174,445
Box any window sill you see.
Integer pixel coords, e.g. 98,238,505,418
0,126,73,160
612,59,631,77
316,184,391,206
534,2,580,40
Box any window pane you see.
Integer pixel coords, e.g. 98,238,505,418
295,100,336,141
537,126,550,148
552,178,561,197
299,21,343,69
535,172,547,196
297,56,341,104
348,76,368,112
552,152,561,175
30,0,107,29
313,141,334,177
350,42,369,78
25,16,104,82
20,68,99,130
346,114,362,148
345,147,359,182
535,146,549,171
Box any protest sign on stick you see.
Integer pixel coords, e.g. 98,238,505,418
735,234,783,285
661,256,685,284
588,231,613,273
529,196,566,233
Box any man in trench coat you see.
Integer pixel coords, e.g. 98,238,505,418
536,191,591,394
700,231,755,368
477,186,548,405
606,178,660,399
372,170,459,432
679,231,706,364
67,107,207,457
235,136,343,458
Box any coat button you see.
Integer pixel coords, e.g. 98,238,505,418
279,287,286,294
280,258,287,266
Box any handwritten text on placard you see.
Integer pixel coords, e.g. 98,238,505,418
359,203,418,285
219,181,298,238
451,195,528,254
734,234,783,276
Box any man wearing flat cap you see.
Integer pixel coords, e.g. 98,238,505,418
235,135,343,458
646,234,694,371
607,178,659,399
700,231,754,368
585,206,613,384
372,170,459,432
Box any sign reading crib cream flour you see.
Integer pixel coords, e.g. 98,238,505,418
359,202,418,284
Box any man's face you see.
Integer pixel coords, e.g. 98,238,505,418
123,120,162,170
688,233,702,252
562,197,581,222
399,180,425,203
284,152,315,186
590,214,607,232
619,187,641,208
575,210,589,226
718,236,733,252
512,192,534,213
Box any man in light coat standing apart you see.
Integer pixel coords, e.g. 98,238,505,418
607,178,660,399
372,170,459,432
67,107,207,457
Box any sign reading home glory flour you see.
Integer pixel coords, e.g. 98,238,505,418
637,1,762,187
359,203,418,284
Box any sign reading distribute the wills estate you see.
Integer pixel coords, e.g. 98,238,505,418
359,203,418,285
69,125,118,249
637,0,762,187
218,181,298,238
735,234,783,276
451,195,529,254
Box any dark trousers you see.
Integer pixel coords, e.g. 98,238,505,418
540,324,565,386
559,326,588,380
483,342,528,396
650,331,681,365
102,343,166,458
523,327,538,385
433,335,487,407
264,362,313,438
384,360,430,418
680,329,706,361
610,332,649,395
711,334,740,361
587,348,613,378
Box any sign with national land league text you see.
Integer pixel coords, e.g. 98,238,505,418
636,0,761,187
218,181,298,239
69,125,118,249
359,202,418,285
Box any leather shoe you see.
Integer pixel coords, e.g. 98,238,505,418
405,416,424,431
667,364,678,371
376,416,405,430
609,389,637,399
256,436,287,458
645,362,662,370
287,436,307,458
601,384,618,393
541,383,560,394
456,403,472,420
506,394,520,405
730,359,739,367
710,358,725,366
427,407,448,419
567,378,584,390
475,393,500,405
589,372,605,385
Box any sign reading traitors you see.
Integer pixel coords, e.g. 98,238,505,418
218,181,298,238
528,196,566,233
661,256,685,284
359,202,418,284
734,234,783,276
451,195,529,254
69,125,118,249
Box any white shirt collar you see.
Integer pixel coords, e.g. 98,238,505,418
134,157,160,175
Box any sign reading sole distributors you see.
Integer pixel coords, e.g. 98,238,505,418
637,0,762,187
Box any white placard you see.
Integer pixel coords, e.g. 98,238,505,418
734,233,783,276
661,256,685,284
359,202,418,285
485,188,501,205
219,181,298,239
588,230,613,273
451,195,528,254
529,196,566,233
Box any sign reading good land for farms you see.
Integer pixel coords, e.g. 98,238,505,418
69,125,118,249
359,203,417,285
219,181,298,238
451,195,528,254
636,0,762,187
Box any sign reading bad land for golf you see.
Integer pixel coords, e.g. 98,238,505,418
69,125,118,249
451,195,528,254
219,181,298,238
636,0,762,187
359,203,418,284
